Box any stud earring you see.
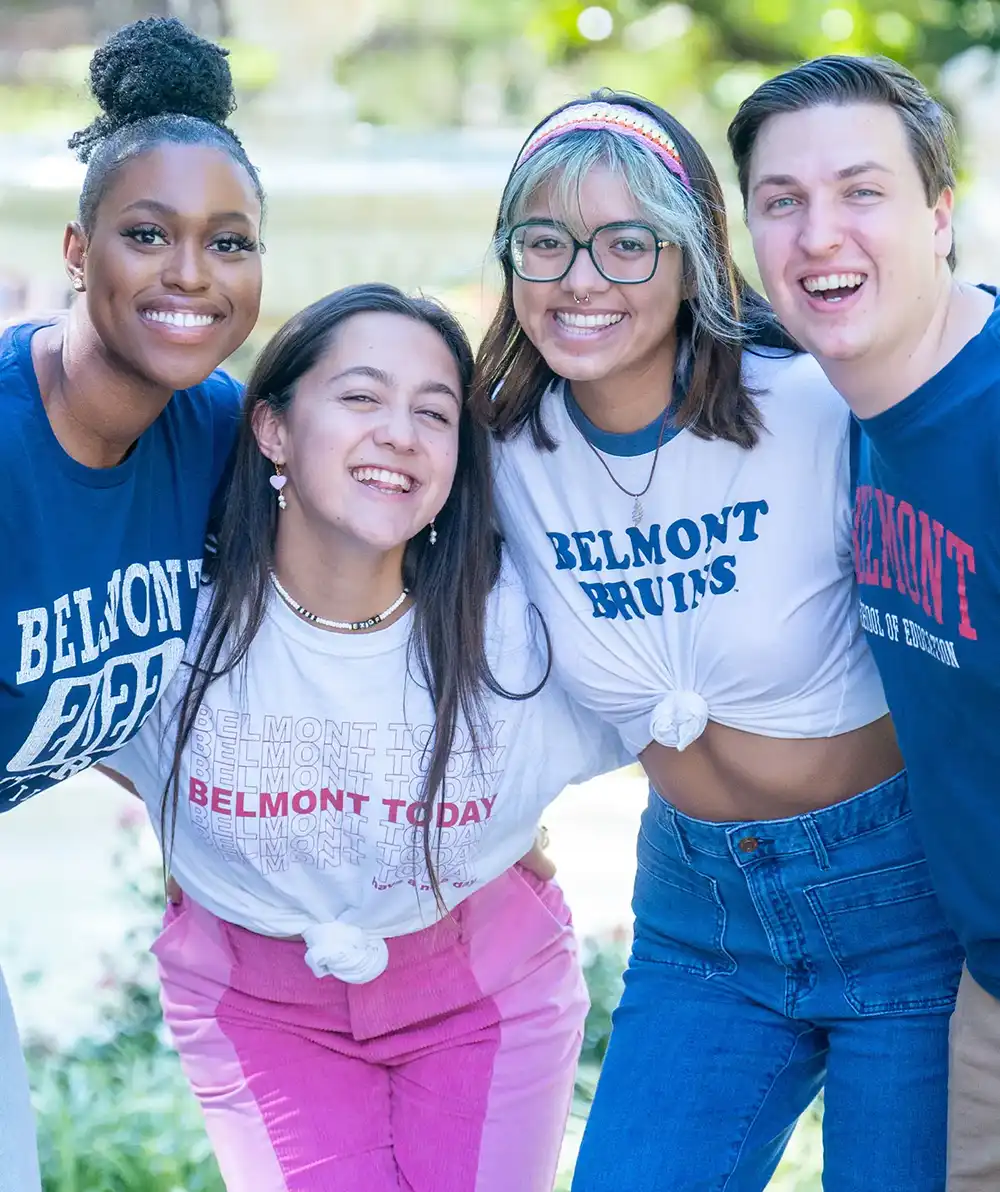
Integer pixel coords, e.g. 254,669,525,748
429,520,438,546
269,463,288,510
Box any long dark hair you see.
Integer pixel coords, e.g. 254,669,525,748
163,284,547,906
471,88,794,450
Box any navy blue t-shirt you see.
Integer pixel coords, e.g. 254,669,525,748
0,322,241,812
854,292,1000,996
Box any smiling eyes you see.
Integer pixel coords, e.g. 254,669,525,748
763,187,883,213
525,231,649,256
342,392,453,426
121,224,259,254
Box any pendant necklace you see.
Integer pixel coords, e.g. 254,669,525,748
580,404,671,528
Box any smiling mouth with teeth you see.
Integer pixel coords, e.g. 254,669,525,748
801,272,867,303
142,310,219,328
351,466,415,494
554,311,626,331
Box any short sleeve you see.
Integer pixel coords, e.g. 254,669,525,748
200,369,243,550
537,681,634,791
104,586,213,803
832,407,857,564
483,554,634,788
102,686,171,805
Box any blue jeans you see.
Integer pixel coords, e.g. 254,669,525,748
572,773,963,1192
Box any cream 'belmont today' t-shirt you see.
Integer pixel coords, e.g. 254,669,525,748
492,349,889,756
111,561,629,982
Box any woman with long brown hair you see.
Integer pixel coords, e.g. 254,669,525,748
103,283,626,1192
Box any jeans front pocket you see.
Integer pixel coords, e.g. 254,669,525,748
805,858,963,1016
631,823,736,979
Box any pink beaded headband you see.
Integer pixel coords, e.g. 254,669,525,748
514,101,691,190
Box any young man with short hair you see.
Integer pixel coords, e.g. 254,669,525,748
729,56,1000,1189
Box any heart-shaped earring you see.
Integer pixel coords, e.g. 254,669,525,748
269,465,288,510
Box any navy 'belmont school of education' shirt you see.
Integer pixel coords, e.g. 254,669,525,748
854,291,1000,997
0,322,241,812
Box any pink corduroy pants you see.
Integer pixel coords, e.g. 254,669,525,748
153,866,589,1192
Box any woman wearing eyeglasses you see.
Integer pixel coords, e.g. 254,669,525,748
471,91,963,1192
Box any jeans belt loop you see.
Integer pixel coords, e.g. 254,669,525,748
802,814,832,871
663,804,693,864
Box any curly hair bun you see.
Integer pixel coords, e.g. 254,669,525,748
70,17,236,162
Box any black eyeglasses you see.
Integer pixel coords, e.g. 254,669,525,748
508,219,673,284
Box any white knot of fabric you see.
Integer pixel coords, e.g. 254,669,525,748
650,690,710,752
302,921,389,984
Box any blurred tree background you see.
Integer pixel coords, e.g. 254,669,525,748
6,0,999,342
3,0,999,127
334,0,1000,124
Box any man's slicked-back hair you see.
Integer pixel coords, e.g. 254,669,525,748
728,55,958,267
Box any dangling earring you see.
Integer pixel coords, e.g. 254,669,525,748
269,463,288,510
71,277,85,293
429,520,437,546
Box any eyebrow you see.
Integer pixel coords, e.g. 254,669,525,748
752,160,892,195
835,160,892,180
119,199,254,224
328,365,461,405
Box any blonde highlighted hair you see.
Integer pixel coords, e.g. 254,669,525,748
472,89,792,450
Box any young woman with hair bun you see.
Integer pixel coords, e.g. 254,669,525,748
0,17,263,1188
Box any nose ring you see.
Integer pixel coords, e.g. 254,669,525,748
573,293,590,305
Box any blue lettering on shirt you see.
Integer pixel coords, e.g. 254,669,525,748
543,499,769,618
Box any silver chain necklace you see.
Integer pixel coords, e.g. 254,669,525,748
269,571,409,632
579,407,671,527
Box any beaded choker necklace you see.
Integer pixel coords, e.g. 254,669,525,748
269,571,409,632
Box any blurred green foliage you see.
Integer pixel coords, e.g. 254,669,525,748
337,0,1000,124
547,0,1000,69
25,825,225,1192
33,1052,225,1192
4,0,992,130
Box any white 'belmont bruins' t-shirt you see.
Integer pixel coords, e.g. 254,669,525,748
111,562,628,981
493,349,888,755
